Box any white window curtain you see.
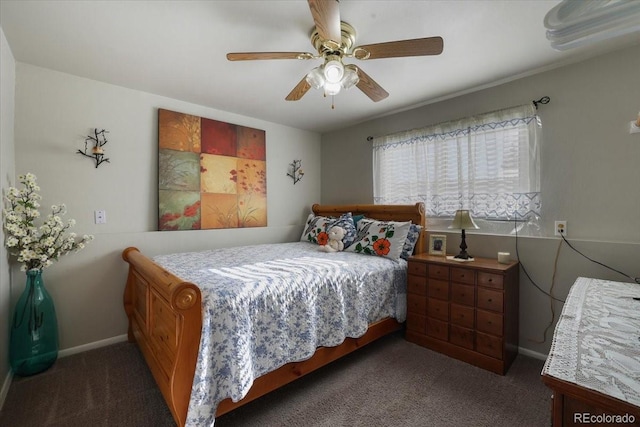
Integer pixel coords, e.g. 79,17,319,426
373,104,541,221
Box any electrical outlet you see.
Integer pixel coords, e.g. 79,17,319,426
555,220,566,236
95,210,107,224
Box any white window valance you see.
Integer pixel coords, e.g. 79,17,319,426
373,104,541,220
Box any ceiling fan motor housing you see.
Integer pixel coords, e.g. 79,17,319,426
310,21,357,56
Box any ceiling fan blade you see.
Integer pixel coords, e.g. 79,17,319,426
354,37,444,60
285,77,312,101
355,67,389,102
227,52,315,61
308,0,342,44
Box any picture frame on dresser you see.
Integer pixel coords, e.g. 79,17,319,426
428,234,447,256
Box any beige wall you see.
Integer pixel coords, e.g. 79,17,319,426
321,43,640,355
11,63,322,351
0,26,16,406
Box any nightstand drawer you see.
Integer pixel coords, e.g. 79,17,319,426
477,310,503,336
450,304,474,328
427,317,449,341
451,267,475,285
428,265,449,280
408,275,427,295
408,262,427,277
428,298,449,321
406,313,426,335
451,283,474,306
407,295,426,313
477,332,503,359
477,288,504,313
450,325,474,350
478,272,504,289
428,279,449,300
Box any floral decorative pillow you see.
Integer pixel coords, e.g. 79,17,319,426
400,223,422,260
300,213,357,248
345,218,411,260
300,214,333,244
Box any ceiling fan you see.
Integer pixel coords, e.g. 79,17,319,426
226,0,444,105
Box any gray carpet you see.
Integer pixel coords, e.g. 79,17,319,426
0,332,550,426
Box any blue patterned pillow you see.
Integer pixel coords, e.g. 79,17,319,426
300,213,357,248
400,223,422,260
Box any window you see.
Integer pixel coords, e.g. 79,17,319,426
373,104,541,224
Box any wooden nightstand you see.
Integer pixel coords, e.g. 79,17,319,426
406,254,519,375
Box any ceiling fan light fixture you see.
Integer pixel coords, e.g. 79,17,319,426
341,65,359,89
544,0,640,50
323,59,344,83
305,67,325,89
324,81,342,96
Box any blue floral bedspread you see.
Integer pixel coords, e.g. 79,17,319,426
153,241,408,426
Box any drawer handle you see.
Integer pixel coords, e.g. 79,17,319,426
488,278,493,282
487,298,492,302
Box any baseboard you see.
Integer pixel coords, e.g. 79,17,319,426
0,369,13,412
58,334,128,358
519,346,548,361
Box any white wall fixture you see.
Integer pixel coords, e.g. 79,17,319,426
544,0,640,51
630,112,640,135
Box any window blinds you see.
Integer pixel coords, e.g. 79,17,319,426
372,103,541,220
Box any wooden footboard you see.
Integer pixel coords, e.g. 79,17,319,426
122,203,426,426
215,317,402,417
122,247,202,426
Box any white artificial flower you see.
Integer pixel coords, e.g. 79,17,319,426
2,173,92,271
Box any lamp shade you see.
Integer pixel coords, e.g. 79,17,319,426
341,64,359,89
305,67,324,89
324,82,342,96
323,59,344,83
448,210,479,230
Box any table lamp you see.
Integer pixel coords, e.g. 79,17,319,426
448,210,479,260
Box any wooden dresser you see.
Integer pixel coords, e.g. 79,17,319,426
406,254,519,375
542,277,640,426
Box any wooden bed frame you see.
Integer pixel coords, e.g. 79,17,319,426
122,203,426,426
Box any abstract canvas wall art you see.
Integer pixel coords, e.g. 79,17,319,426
158,109,267,230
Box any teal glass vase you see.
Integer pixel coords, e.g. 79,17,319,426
10,269,59,376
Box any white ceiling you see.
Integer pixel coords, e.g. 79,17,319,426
1,0,639,133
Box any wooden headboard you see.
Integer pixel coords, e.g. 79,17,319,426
311,203,426,254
